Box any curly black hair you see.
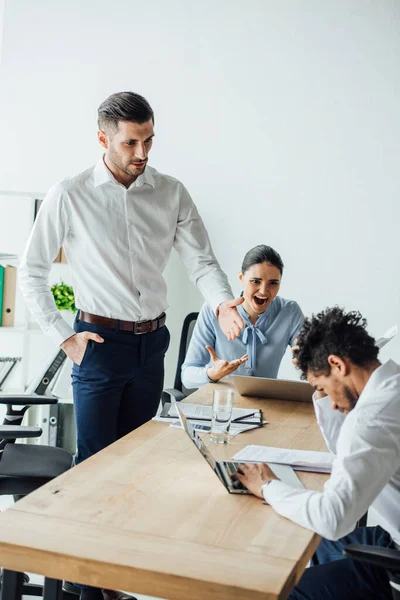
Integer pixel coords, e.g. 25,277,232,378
294,307,379,378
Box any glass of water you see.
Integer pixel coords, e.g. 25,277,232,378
210,388,234,443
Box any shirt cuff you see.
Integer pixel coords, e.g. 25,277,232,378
48,317,76,346
262,480,294,505
312,391,330,405
312,393,333,419
213,294,235,316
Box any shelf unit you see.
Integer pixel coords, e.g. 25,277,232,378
0,190,72,395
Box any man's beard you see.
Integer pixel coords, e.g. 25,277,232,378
343,385,358,412
109,149,146,177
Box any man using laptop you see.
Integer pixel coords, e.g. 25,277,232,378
233,307,400,600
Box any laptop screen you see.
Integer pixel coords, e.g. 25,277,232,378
176,405,217,471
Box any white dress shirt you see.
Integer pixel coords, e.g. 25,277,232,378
19,159,233,346
262,360,400,544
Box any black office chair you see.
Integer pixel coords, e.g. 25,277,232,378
161,311,199,406
0,393,76,599
344,544,400,599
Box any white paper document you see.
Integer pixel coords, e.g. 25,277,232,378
267,464,304,489
376,325,398,349
233,445,334,473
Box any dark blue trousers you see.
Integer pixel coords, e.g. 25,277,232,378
289,526,393,600
71,314,170,465
71,315,169,595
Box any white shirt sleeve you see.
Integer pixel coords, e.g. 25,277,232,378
313,394,346,454
173,186,233,312
262,399,400,540
18,184,75,346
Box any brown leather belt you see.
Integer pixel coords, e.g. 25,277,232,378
79,310,166,334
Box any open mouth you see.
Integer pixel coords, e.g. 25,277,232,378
253,295,268,307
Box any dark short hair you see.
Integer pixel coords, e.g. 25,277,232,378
295,307,379,378
241,245,284,275
97,91,154,133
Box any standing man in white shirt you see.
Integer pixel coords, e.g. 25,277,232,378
19,92,244,600
233,307,400,600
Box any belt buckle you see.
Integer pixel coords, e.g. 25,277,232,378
133,321,152,335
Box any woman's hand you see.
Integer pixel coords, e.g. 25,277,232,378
205,345,248,382
291,338,300,368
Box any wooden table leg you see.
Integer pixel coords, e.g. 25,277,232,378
0,569,24,600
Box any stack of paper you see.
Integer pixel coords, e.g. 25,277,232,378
376,325,398,349
232,445,334,473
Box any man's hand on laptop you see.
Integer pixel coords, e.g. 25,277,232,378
206,345,248,382
231,463,279,498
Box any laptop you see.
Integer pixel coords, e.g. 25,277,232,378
232,375,314,403
175,405,303,494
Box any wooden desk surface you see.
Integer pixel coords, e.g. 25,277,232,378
0,383,328,600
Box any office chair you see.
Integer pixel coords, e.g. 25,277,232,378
0,393,76,599
161,311,199,406
344,544,400,599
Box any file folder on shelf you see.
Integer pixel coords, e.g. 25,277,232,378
28,349,68,396
1,265,17,327
0,265,4,326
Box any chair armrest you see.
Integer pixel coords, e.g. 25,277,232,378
0,394,59,406
0,425,43,439
344,544,400,571
161,388,186,406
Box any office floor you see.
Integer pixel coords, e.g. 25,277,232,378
0,495,163,600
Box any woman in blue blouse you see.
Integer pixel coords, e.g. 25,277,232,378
181,245,304,389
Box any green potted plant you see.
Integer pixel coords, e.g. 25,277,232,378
51,282,77,319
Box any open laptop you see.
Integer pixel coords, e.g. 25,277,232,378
232,375,314,403
175,405,303,494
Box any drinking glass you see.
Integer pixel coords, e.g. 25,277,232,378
210,388,234,443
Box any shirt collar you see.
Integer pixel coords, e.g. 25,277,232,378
357,359,400,406
93,157,155,189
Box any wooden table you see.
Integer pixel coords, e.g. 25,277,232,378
0,383,328,600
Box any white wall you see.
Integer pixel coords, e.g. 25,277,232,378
1,0,399,385
0,0,4,58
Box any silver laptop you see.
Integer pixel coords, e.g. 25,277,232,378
175,405,303,494
232,375,314,403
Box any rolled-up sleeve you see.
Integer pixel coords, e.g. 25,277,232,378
18,184,75,345
173,186,233,312
313,395,346,454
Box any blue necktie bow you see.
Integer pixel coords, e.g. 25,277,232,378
242,325,268,375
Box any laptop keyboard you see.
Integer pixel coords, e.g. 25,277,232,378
223,461,248,490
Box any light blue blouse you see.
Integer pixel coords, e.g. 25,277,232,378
181,296,304,389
